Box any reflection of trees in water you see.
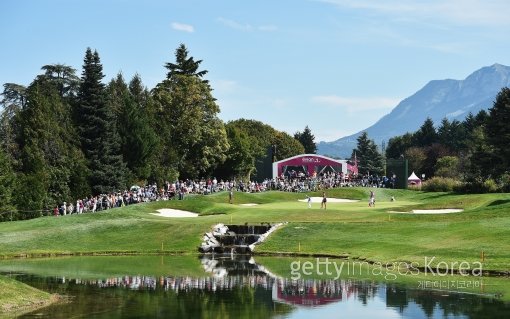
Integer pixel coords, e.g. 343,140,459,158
386,284,510,319
13,266,510,318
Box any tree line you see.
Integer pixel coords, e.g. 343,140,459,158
0,44,316,219
385,88,510,192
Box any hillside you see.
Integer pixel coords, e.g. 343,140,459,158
318,63,510,158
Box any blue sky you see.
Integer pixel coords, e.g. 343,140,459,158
1,0,509,142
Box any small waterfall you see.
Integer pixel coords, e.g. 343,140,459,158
199,223,287,254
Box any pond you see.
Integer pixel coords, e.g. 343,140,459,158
0,255,509,318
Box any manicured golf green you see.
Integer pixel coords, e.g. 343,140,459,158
0,188,509,273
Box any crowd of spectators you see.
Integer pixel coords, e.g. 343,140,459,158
54,172,397,216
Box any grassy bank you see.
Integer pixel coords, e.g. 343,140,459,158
0,275,58,315
0,188,509,273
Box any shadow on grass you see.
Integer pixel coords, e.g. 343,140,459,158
487,199,510,207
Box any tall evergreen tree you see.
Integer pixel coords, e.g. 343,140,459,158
76,48,126,194
413,117,438,147
0,83,26,168
15,78,72,213
486,87,510,176
0,146,15,220
164,43,208,81
437,118,465,152
294,125,317,154
109,74,158,182
353,131,384,175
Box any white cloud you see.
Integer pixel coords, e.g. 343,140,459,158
217,17,277,32
217,17,253,31
315,0,510,26
171,22,194,33
311,95,401,112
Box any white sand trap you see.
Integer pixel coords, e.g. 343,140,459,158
412,209,463,214
152,209,198,218
298,197,359,203
389,209,463,214
240,203,259,206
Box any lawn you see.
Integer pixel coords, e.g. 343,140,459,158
0,188,509,273
0,275,57,315
1,188,510,312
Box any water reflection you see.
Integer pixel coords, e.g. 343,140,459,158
2,256,509,319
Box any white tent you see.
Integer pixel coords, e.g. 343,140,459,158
408,171,422,185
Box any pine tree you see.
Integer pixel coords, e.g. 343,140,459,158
164,43,208,81
413,117,438,147
0,147,15,220
294,125,317,154
486,87,510,176
353,131,384,175
76,48,126,194
109,74,158,182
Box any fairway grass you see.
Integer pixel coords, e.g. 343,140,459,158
0,188,509,274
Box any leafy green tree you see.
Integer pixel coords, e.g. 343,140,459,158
294,125,317,154
151,44,229,179
213,119,305,180
386,132,414,159
353,131,384,175
222,119,275,180
422,143,451,179
153,74,228,179
435,156,459,178
76,48,126,194
273,131,305,161
485,87,510,177
404,147,426,175
215,124,258,180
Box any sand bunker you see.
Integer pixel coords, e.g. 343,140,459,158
412,209,463,214
240,203,259,206
151,209,198,218
389,209,463,214
298,197,359,203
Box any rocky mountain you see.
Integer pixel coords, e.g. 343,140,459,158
317,63,510,158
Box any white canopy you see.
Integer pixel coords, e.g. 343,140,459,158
408,171,421,181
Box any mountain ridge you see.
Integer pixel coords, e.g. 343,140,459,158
317,63,510,158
